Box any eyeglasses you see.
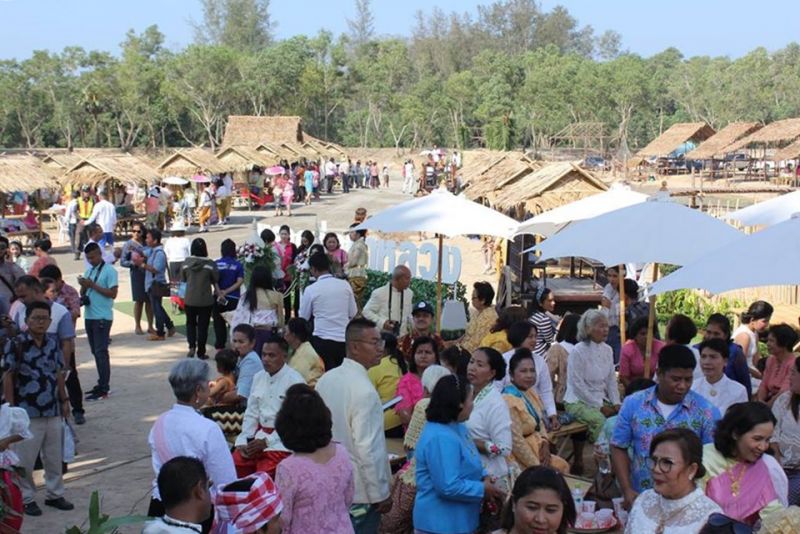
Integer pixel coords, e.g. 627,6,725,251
354,338,386,350
131,230,141,234
705,513,753,534
646,456,679,473
28,315,51,323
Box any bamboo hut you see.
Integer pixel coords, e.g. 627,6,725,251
773,138,800,162
493,162,608,218
222,115,304,146
40,151,92,173
464,154,540,203
216,146,277,173
157,148,227,177
62,153,159,188
0,155,59,192
459,150,508,188
726,118,800,154
636,122,716,158
685,122,763,160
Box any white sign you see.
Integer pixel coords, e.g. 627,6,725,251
366,236,462,284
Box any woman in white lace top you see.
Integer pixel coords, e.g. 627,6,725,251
626,428,720,534
771,357,800,505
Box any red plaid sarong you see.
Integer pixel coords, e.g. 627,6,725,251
214,472,282,532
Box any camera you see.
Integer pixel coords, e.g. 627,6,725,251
80,294,91,307
386,320,400,337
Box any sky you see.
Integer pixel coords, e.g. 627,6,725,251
0,0,798,60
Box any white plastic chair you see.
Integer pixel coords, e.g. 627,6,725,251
56,214,69,244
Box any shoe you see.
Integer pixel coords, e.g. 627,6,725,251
167,327,176,338
186,348,196,358
85,391,108,402
148,334,165,341
73,412,86,425
24,502,42,516
135,328,145,335
44,497,74,511
197,353,209,360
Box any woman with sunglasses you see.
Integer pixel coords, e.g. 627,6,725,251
626,428,721,533
120,222,153,335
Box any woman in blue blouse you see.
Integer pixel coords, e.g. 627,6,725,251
413,374,505,534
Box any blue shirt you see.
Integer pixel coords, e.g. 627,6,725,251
216,257,244,300
144,245,168,291
611,385,720,492
83,262,118,321
414,422,485,534
236,351,263,401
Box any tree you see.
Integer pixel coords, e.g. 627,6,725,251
347,0,375,49
194,0,274,52
597,30,622,61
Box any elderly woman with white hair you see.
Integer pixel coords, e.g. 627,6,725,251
147,359,237,532
564,309,621,443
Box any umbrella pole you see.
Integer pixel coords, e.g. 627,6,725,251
436,234,443,334
618,264,627,348
644,263,660,379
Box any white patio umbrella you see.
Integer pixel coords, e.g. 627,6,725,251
528,196,743,377
355,186,518,329
650,214,800,295
726,189,800,227
162,176,189,186
514,184,649,237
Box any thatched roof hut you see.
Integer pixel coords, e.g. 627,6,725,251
464,154,540,202
773,138,800,161
221,116,304,147
459,150,509,187
725,118,800,153
216,146,276,173
636,122,716,158
40,151,92,172
685,122,763,159
0,155,59,192
157,148,227,177
493,162,608,217
62,153,159,187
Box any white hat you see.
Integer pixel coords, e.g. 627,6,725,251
170,219,186,233
421,365,451,394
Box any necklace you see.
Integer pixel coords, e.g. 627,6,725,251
727,462,747,497
655,492,693,534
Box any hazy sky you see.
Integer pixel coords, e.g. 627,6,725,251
1,0,797,60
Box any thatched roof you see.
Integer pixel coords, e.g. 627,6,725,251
40,151,90,171
216,146,276,172
0,155,59,192
636,122,716,158
493,162,608,215
157,148,227,177
459,150,509,186
221,115,304,147
304,135,348,158
685,122,763,159
726,118,800,152
62,153,159,187
773,138,800,161
464,154,540,201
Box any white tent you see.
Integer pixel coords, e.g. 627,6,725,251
726,189,800,227
650,215,800,295
514,184,649,237
531,197,742,266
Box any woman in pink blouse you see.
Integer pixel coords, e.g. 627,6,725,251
323,233,348,279
275,383,355,534
395,336,440,429
619,317,665,387
757,324,798,407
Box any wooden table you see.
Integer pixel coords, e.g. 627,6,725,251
550,421,589,461
115,213,145,236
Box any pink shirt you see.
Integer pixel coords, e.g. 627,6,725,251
274,443,354,534
395,373,424,417
619,339,665,381
759,355,796,402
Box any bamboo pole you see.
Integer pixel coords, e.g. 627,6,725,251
644,263,660,379
618,264,627,347
436,234,443,333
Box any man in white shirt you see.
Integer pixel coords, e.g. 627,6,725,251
220,173,234,223
316,318,391,533
340,159,351,193
65,190,80,256
215,176,229,226
324,158,337,194
233,337,304,479
86,187,117,246
299,252,357,370
402,160,416,194
362,265,413,336
83,223,116,270
692,338,748,415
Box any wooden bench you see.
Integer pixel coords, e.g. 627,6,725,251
550,421,589,461
6,228,44,250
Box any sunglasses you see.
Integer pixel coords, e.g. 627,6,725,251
705,513,752,534
132,229,142,234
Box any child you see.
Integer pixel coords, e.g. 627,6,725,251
207,350,238,407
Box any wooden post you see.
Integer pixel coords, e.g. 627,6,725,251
436,234,443,333
618,264,627,347
644,263,660,379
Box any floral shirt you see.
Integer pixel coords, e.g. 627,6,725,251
55,283,81,321
611,385,720,492
2,332,64,418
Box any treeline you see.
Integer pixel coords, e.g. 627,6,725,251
1,0,800,152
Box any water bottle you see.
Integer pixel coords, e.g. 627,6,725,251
572,488,583,512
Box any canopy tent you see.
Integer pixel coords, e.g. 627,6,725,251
514,184,649,237
635,122,716,158
354,187,519,329
62,153,159,187
685,122,763,160
726,190,800,228
650,215,800,295
157,148,227,177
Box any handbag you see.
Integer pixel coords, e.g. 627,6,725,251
584,470,622,509
63,419,77,463
150,281,171,298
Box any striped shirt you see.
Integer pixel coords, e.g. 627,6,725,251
530,311,556,359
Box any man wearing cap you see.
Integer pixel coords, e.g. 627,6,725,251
398,301,445,362
85,187,117,246
362,265,414,337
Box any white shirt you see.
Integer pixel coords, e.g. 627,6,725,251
404,162,415,178
142,515,203,534
148,404,236,500
772,391,800,469
83,239,116,270
66,199,79,225
692,374,748,415
163,237,191,263
361,283,413,335
299,274,357,342
235,365,305,450
625,488,720,534
325,161,337,176
317,358,390,504
498,349,557,417
563,341,620,407
466,386,512,479
0,403,31,468
86,199,117,233
10,300,73,339
339,161,350,175
657,400,679,420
